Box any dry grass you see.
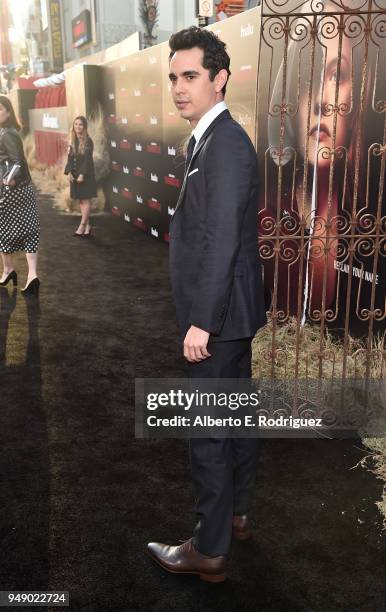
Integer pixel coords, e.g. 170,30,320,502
87,103,111,183
252,316,386,525
352,435,386,528
24,103,109,214
252,316,385,379
363,393,386,528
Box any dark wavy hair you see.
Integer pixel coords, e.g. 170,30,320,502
0,95,21,130
169,26,231,95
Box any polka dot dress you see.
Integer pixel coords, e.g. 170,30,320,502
0,182,40,253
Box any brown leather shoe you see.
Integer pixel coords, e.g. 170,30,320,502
232,515,252,540
147,538,227,582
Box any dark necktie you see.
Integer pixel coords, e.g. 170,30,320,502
185,135,196,171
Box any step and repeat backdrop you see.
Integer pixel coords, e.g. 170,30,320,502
101,8,259,243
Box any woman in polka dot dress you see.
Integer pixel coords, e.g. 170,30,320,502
0,96,40,295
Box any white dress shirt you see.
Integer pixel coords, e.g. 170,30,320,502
191,101,228,153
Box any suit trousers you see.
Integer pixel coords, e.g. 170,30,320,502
187,338,258,557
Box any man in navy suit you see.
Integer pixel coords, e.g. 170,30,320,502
147,27,266,582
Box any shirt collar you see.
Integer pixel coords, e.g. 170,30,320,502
191,101,227,149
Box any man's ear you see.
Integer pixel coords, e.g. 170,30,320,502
214,68,228,93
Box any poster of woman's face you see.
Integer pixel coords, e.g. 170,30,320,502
258,0,385,333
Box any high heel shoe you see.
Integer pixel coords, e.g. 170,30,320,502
83,224,92,238
0,270,17,287
73,223,86,237
21,278,40,296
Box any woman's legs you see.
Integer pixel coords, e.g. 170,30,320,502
0,252,38,288
25,252,38,287
75,199,91,235
0,252,14,282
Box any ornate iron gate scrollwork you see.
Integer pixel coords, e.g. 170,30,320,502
256,0,385,384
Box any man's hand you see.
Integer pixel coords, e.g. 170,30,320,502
77,174,84,183
183,325,211,363
69,174,74,182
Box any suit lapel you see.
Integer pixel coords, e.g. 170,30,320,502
174,137,206,213
173,110,231,215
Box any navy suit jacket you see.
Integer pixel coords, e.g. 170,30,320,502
169,109,266,343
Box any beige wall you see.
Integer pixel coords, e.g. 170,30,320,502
65,64,88,119
64,31,141,122
64,32,140,69
28,107,69,134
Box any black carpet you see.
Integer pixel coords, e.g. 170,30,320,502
0,194,384,612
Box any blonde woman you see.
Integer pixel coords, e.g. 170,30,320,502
64,116,97,237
